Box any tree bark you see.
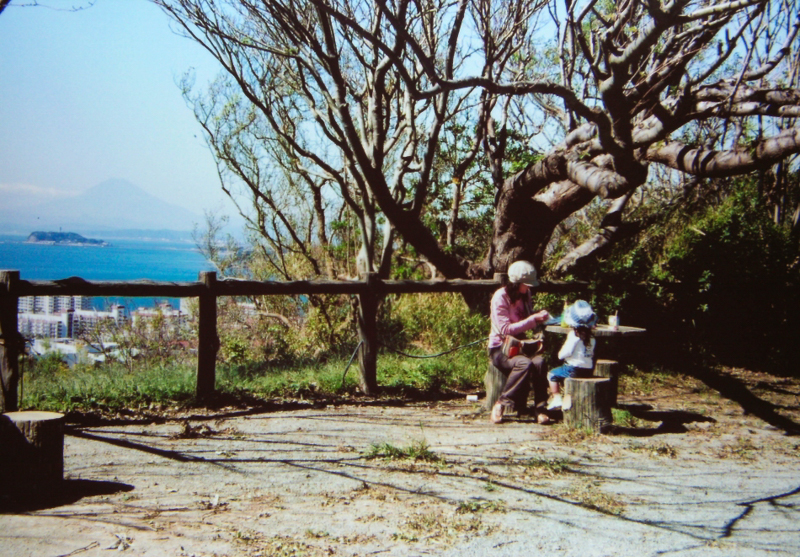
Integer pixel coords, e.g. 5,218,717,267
484,361,506,411
0,271,20,413
563,377,613,433
593,359,620,406
0,411,65,498
196,271,219,399
356,273,380,395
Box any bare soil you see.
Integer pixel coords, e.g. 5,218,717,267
2,367,799,557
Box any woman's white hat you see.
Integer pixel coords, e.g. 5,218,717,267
565,300,597,328
507,260,539,287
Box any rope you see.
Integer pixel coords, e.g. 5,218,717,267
381,337,489,359
339,340,364,391
339,336,488,389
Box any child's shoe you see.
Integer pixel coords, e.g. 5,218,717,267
547,394,563,411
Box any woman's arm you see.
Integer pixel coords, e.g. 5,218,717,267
491,293,544,337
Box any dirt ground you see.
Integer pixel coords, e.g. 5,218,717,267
1,367,799,557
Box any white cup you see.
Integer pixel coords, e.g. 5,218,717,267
608,315,619,330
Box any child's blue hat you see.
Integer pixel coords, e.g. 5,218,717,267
565,300,597,328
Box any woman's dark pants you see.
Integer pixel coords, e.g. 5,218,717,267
489,347,548,414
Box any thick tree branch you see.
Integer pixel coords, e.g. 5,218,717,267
646,128,800,177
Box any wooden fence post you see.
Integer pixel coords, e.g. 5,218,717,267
196,271,219,399
356,273,379,395
0,270,21,413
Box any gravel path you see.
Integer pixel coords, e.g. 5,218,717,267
1,383,799,557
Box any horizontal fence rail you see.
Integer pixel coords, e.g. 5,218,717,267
0,270,587,411
10,276,583,297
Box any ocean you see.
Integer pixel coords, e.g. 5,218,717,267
0,235,216,310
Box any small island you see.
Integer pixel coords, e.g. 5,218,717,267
26,231,108,246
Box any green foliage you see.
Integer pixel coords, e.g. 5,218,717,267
386,293,486,351
365,440,443,463
21,362,197,413
26,351,68,378
556,176,800,372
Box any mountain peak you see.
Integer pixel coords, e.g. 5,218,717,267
0,179,202,234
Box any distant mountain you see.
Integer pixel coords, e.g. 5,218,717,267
0,179,202,237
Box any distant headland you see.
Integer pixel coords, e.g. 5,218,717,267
26,231,109,246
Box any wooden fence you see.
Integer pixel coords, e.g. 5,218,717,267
0,270,585,412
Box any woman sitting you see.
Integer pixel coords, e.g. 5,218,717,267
487,260,551,425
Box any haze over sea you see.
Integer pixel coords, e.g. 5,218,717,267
0,235,215,310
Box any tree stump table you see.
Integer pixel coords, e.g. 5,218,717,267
562,377,613,433
0,411,65,498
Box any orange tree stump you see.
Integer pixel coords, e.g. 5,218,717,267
563,377,613,433
0,411,65,498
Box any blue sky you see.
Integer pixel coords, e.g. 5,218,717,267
0,0,239,220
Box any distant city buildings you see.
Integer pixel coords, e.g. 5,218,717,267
18,295,127,339
18,295,191,341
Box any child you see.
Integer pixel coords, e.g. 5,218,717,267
547,300,597,410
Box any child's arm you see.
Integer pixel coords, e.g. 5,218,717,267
558,332,580,360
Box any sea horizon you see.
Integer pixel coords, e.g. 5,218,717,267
0,234,216,310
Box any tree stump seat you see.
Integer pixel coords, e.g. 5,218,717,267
563,377,613,433
484,361,507,410
593,359,620,406
0,411,65,498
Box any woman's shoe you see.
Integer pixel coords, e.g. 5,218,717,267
536,412,552,425
490,402,505,424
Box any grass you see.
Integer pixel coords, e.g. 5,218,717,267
20,362,198,413
365,440,443,463
612,408,649,429
19,346,486,414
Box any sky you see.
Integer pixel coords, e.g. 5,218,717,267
0,0,240,221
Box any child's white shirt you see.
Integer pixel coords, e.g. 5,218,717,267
558,331,595,369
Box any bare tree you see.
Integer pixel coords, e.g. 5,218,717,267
157,0,800,280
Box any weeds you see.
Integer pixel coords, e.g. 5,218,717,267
522,456,572,477
365,440,443,463
716,436,759,460
627,441,678,458
562,478,625,516
393,509,492,543
612,408,648,429
456,499,506,514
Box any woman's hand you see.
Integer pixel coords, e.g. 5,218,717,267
533,310,550,323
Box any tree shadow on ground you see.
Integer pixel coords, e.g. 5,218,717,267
680,363,800,436
63,388,468,428
0,479,134,513
611,403,716,436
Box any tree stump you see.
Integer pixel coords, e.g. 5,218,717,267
0,411,65,498
593,359,620,406
484,361,507,410
562,377,613,433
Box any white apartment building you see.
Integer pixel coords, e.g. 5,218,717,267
17,295,93,314
18,295,128,339
131,302,188,330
